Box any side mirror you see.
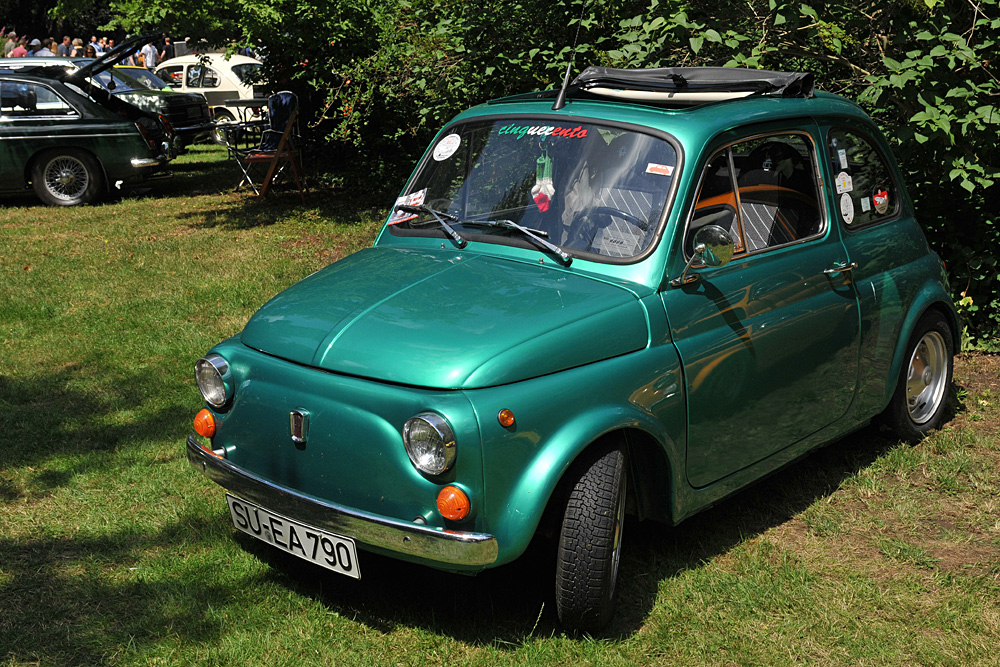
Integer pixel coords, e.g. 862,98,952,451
670,225,735,287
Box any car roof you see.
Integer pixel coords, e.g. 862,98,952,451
456,68,871,152
156,54,262,68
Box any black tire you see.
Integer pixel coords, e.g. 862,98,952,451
31,149,103,206
884,310,954,441
555,441,628,632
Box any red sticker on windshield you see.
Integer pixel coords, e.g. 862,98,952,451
646,163,674,176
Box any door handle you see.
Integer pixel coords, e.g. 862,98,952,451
823,261,858,276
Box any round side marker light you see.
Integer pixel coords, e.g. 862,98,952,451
436,485,471,521
193,409,217,438
497,409,515,428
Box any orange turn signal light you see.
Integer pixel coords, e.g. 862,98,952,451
193,409,217,438
497,408,515,428
436,485,471,521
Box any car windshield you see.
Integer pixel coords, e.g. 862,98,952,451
387,118,678,261
119,68,170,90
90,68,146,92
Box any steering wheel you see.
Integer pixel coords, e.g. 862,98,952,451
585,206,648,230
566,206,650,254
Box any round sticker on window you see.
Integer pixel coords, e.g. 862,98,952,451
433,133,461,161
840,193,855,224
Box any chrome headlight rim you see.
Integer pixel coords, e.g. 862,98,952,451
195,354,232,408
402,412,457,476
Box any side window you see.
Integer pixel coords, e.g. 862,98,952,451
201,67,221,88
828,129,899,227
690,133,822,256
186,65,203,88
159,66,183,86
1,81,75,117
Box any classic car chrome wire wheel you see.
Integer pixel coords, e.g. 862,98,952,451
32,150,103,206
43,155,89,201
555,440,628,633
886,310,954,441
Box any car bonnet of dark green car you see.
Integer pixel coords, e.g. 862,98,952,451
239,247,650,389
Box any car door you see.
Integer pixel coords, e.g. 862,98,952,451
662,127,861,488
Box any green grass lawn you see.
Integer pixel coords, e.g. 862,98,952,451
2,146,998,666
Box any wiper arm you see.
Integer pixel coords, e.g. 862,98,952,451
463,219,572,265
396,204,467,249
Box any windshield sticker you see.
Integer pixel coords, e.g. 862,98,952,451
838,148,848,170
387,187,426,224
432,133,461,161
860,196,871,213
497,123,588,140
835,171,853,194
646,163,674,177
874,189,889,214
840,193,855,224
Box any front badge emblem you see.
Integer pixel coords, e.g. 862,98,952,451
290,409,310,445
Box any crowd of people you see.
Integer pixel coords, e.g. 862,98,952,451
1,31,177,70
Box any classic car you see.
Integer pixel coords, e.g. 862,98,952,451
8,49,214,148
186,67,957,631
0,58,173,205
155,54,264,126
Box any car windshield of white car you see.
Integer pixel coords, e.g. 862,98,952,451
386,118,677,261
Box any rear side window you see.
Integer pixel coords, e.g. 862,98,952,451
688,133,822,256
159,66,183,86
828,129,899,227
0,81,75,117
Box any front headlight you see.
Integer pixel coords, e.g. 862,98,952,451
195,354,231,408
403,412,456,475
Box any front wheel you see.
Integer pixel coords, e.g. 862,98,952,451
884,310,954,441
555,441,628,632
32,150,103,206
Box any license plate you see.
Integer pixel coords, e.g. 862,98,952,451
226,494,360,579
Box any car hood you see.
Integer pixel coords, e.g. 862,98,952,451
113,89,206,110
240,248,649,389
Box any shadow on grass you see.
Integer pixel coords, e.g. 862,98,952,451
0,516,238,667
0,365,190,484
230,424,911,647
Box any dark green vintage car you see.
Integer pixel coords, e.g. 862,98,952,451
0,54,173,205
187,67,957,631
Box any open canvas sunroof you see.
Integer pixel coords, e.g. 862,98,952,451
570,66,815,104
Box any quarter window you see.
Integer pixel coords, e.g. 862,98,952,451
0,81,75,117
828,129,899,226
689,133,822,256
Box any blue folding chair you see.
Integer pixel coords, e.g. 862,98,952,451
230,91,307,201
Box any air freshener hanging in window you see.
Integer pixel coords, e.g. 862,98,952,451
531,146,555,212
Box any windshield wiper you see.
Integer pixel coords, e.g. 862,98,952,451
461,219,572,265
395,204,467,249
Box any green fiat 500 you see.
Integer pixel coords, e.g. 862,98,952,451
187,67,957,631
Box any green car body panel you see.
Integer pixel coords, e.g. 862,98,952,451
188,81,958,580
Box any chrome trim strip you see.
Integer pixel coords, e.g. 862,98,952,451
0,132,131,139
186,434,499,567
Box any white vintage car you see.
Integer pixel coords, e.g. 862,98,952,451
155,54,263,125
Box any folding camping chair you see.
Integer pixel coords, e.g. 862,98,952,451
228,91,308,202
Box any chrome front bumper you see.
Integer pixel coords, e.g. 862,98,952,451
186,434,499,567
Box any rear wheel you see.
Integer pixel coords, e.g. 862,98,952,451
32,150,103,206
212,109,238,145
885,310,954,441
555,441,628,632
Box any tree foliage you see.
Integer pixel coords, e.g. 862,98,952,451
55,0,1000,343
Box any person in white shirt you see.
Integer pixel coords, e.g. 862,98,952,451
139,41,158,70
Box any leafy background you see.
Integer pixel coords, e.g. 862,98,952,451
19,0,1000,344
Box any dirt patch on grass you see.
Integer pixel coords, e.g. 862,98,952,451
281,234,349,267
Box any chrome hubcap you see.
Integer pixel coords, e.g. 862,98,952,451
44,156,89,200
905,331,947,424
